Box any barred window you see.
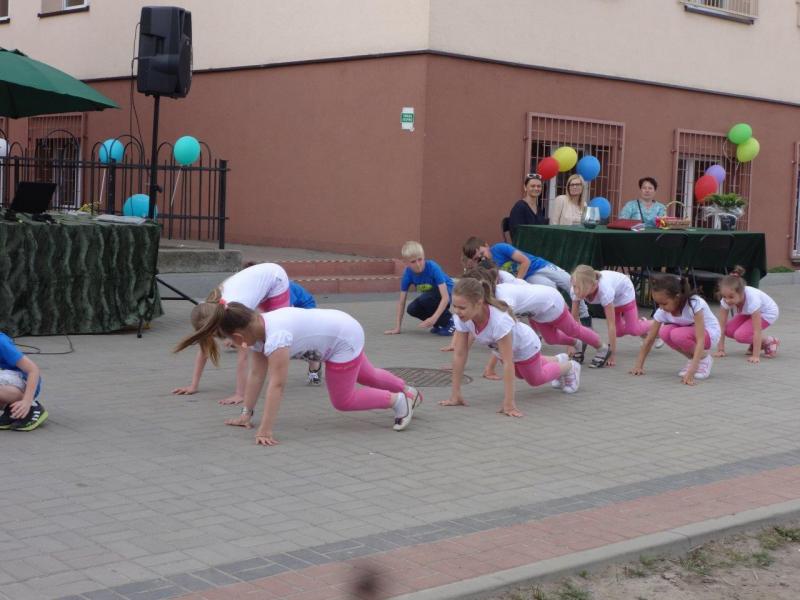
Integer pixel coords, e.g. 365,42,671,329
671,129,752,230
526,113,625,219
793,143,800,259
682,0,758,23
27,113,85,208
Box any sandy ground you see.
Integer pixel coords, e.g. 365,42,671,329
497,522,800,600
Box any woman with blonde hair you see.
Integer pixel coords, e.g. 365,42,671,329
551,174,588,225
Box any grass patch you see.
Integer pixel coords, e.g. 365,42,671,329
623,565,648,578
767,265,795,273
750,550,774,568
555,581,591,600
679,548,713,576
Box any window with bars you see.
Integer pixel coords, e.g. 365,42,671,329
792,143,800,259
0,0,9,20
682,0,758,23
671,129,752,230
39,0,89,15
27,114,85,207
525,113,625,219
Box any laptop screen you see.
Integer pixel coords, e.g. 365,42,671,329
8,182,57,214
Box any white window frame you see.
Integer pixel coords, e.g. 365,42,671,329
681,0,758,24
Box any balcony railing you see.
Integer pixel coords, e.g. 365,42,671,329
682,0,758,23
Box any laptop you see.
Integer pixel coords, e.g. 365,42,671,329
8,182,57,214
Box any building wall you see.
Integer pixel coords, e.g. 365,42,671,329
0,0,431,79
419,55,798,273
87,55,429,257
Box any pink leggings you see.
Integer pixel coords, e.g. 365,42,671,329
530,308,601,348
614,301,651,337
725,314,770,344
257,289,291,312
324,352,405,411
659,324,711,354
513,352,562,387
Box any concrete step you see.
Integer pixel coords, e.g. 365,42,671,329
294,274,401,295
158,247,242,273
276,258,402,278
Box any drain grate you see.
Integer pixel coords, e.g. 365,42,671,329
385,367,471,388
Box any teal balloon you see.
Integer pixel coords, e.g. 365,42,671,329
173,135,201,166
123,193,157,218
99,138,124,163
727,123,752,145
589,196,611,219
576,156,601,182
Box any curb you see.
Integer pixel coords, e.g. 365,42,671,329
392,499,800,600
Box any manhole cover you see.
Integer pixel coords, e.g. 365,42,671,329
385,367,471,388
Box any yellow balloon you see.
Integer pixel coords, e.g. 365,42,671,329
736,137,760,163
553,146,578,172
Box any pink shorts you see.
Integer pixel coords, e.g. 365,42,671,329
257,289,291,312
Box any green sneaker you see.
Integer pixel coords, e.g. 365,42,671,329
11,402,48,432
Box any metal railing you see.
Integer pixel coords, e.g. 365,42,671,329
0,135,229,248
682,0,758,20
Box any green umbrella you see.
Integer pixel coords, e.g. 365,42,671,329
0,48,118,118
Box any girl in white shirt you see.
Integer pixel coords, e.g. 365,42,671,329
714,267,780,362
175,304,421,445
632,274,721,385
571,265,652,368
441,278,580,418
172,263,292,404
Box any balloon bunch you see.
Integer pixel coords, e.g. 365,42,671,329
728,123,759,163
534,146,609,218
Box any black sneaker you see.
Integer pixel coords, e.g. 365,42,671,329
0,405,14,430
11,402,48,431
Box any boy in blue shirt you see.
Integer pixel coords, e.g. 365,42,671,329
385,241,455,336
288,281,323,384
462,236,591,326
0,332,47,431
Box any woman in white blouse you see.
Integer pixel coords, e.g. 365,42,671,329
551,174,588,225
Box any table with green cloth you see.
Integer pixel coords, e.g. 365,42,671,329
0,213,163,337
515,225,767,287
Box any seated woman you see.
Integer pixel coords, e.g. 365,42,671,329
551,174,588,225
619,177,666,228
508,173,548,240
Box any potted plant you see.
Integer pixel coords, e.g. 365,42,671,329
702,192,746,230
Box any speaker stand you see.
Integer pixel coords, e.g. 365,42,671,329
137,94,198,339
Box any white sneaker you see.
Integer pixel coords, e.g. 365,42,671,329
654,338,665,349
694,355,713,380
307,370,321,386
393,393,414,431
678,360,693,377
552,353,569,389
562,361,581,394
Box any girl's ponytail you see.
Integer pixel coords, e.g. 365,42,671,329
718,265,746,295
174,301,257,366
457,270,515,320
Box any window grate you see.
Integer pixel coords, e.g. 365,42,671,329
27,113,85,208
682,0,758,19
526,113,625,219
792,143,800,259
671,129,752,230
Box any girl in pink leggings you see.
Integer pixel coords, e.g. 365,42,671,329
715,267,780,363
632,274,721,386
442,278,580,418
173,262,297,405
570,266,652,368
175,303,421,445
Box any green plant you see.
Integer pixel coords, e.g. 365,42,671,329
768,265,795,273
704,192,746,211
555,581,591,600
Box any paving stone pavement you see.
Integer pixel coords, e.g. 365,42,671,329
0,284,797,599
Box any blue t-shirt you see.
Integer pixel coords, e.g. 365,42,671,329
0,333,40,397
401,259,454,296
619,200,666,228
490,243,552,278
289,281,317,309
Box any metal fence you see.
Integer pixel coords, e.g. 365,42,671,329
0,132,229,248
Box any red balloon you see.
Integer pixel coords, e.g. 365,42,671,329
536,157,559,180
694,174,718,203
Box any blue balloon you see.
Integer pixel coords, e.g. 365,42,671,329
576,156,601,182
99,138,124,163
173,135,201,166
589,196,611,219
123,193,157,218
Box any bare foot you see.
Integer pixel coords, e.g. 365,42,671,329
482,371,501,380
439,398,466,406
218,394,244,405
498,407,523,417
440,344,455,352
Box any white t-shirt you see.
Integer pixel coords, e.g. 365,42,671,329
497,270,527,286
496,283,565,323
720,286,779,325
221,263,290,308
453,305,540,362
653,295,721,345
257,307,364,363
571,270,635,307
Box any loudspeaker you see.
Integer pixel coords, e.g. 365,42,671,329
137,6,192,98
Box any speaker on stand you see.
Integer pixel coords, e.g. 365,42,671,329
136,7,197,336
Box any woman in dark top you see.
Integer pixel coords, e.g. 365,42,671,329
509,173,548,240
